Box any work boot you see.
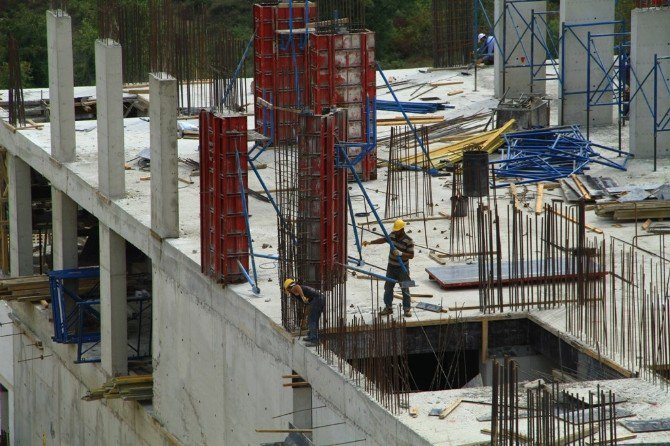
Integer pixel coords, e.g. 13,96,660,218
303,338,319,347
403,309,412,318
379,307,393,316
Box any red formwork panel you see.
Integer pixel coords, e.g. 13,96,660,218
308,31,378,181
296,111,347,289
199,111,249,284
253,2,316,145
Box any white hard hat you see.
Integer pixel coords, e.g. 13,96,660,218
478,33,486,41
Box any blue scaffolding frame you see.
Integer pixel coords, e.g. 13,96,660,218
49,267,152,364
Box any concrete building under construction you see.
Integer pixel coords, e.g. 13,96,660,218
1,1,670,445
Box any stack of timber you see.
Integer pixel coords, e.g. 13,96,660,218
0,275,51,303
376,113,490,148
0,275,100,304
595,201,670,221
398,119,516,166
82,374,153,401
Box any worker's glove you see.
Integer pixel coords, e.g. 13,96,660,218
362,241,370,247
392,249,402,257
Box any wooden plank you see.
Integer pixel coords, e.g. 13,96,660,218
553,209,603,234
256,429,313,433
535,183,544,215
481,320,489,363
429,252,447,265
429,80,464,87
439,398,463,419
447,90,464,96
571,174,592,201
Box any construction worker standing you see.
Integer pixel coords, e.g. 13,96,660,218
283,278,324,346
362,219,415,317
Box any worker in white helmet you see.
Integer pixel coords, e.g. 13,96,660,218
283,278,324,346
477,32,496,65
362,218,415,317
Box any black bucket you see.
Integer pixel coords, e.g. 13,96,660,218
462,151,490,198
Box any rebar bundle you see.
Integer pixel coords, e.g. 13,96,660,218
448,169,481,258
345,312,410,414
432,0,474,68
97,0,150,83
491,359,620,445
316,0,366,34
50,0,68,13
6,35,25,127
385,126,434,220
477,201,606,313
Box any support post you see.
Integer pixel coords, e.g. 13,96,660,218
51,190,78,271
8,155,32,277
46,9,76,163
99,224,127,377
96,39,125,198
149,73,179,239
630,7,670,159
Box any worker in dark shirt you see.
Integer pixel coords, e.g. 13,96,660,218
362,219,415,317
283,278,324,346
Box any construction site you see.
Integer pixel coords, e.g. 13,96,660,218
1,0,670,444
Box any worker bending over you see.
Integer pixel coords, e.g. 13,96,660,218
477,33,496,65
363,219,415,317
283,278,324,347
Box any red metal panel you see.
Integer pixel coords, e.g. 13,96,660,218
199,111,249,284
297,111,347,289
307,30,378,181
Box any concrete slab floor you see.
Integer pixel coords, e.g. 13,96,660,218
4,64,670,445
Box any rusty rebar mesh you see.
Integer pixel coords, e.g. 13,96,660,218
476,201,606,314
491,359,620,445
448,169,480,258
50,0,68,13
385,126,434,222
342,312,410,414
208,28,248,113
316,0,366,34
432,0,473,68
6,35,26,127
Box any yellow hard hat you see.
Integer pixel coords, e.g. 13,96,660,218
283,278,296,291
392,219,406,232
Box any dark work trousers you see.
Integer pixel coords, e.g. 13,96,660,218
307,294,324,341
383,264,411,310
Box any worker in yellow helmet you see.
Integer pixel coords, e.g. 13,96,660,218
283,278,324,347
362,218,415,317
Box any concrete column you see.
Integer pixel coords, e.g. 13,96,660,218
51,190,77,271
149,73,179,239
494,0,547,99
46,10,76,163
7,156,32,277
559,0,615,126
95,39,125,198
99,224,127,377
293,383,313,440
630,8,670,160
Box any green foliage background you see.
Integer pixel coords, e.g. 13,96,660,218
0,0,642,88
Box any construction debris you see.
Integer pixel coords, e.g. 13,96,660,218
492,126,632,187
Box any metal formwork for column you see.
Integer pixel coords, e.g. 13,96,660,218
296,111,348,289
309,30,377,180
199,111,250,284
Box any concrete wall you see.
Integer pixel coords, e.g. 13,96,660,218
630,7,670,159
0,303,14,446
559,0,615,126
494,0,547,99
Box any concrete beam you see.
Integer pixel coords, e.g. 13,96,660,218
95,39,125,199
494,0,547,99
8,155,32,277
99,224,127,377
559,0,615,126
630,7,670,160
46,10,76,163
149,73,179,239
51,189,78,271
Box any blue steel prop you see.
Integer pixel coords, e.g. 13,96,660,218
336,144,414,288
49,267,151,363
492,126,632,187
221,33,255,109
375,99,454,114
235,149,260,294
